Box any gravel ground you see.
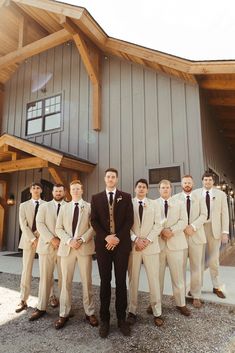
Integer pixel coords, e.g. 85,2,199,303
0,272,234,353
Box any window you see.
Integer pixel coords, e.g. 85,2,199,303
26,94,62,136
149,166,181,184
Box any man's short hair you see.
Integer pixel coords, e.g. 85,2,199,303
30,182,43,189
53,183,65,189
159,179,172,188
135,178,148,188
182,175,193,180
105,168,118,177
70,179,83,188
201,171,215,181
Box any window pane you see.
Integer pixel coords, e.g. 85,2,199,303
45,113,61,131
27,118,43,135
55,95,61,104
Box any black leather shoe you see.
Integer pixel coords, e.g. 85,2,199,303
29,309,46,321
99,321,110,338
126,312,137,325
118,319,131,336
15,301,27,313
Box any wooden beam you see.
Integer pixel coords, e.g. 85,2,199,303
12,0,84,19
0,157,48,173
0,134,63,165
0,29,71,70
199,79,235,90
0,85,4,135
48,166,71,201
60,17,101,130
208,97,235,106
60,156,95,173
18,15,27,48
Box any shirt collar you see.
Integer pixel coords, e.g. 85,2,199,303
183,192,192,199
160,197,171,203
31,198,41,204
106,188,116,198
202,188,213,196
72,199,83,206
136,197,146,205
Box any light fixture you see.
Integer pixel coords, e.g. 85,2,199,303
7,194,15,205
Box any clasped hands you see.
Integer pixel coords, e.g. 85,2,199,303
184,225,195,236
135,238,150,251
69,238,83,249
50,236,60,249
160,228,173,240
105,234,120,251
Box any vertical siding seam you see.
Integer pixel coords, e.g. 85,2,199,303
68,44,72,154
143,69,147,167
119,60,122,187
19,64,26,138
184,84,190,174
77,53,81,157
131,64,134,188
169,79,174,164
156,73,160,164
108,58,111,167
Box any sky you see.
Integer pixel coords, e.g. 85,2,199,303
58,0,235,61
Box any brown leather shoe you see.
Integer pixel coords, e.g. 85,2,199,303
29,309,46,321
49,295,59,308
213,288,226,299
99,321,110,338
118,319,131,336
54,316,69,330
193,299,202,308
176,306,191,316
154,316,164,326
15,301,27,313
146,305,153,315
85,314,99,327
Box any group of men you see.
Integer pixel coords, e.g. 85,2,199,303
15,169,229,339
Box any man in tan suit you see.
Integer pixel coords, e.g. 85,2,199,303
173,175,207,308
29,184,66,321
194,171,229,298
127,179,164,327
157,179,190,316
16,182,46,313
54,180,98,329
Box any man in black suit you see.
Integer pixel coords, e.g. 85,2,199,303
91,168,134,338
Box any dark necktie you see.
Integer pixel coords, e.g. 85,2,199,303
206,191,210,220
57,203,61,216
109,192,114,206
72,203,79,236
164,200,168,218
32,201,39,232
186,196,191,225
139,201,143,224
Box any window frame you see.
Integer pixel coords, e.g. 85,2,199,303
25,93,63,136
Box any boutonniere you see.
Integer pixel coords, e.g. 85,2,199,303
117,196,122,203
143,203,147,208
212,197,215,200
81,205,85,212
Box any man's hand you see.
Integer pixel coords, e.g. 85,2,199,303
184,225,195,236
69,239,82,249
221,233,229,245
161,228,173,240
135,238,150,251
50,237,60,249
105,234,119,251
31,238,38,249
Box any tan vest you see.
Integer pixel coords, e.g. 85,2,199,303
108,203,115,234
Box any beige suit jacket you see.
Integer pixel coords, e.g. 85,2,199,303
18,199,46,250
130,198,162,255
193,188,229,239
36,200,66,255
156,197,188,251
173,192,207,245
56,200,95,257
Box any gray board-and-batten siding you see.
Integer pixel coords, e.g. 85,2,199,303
2,41,204,250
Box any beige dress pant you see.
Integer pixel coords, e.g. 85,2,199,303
37,247,62,311
159,246,185,307
128,251,161,317
20,247,36,302
203,222,221,288
183,238,204,299
59,248,95,318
